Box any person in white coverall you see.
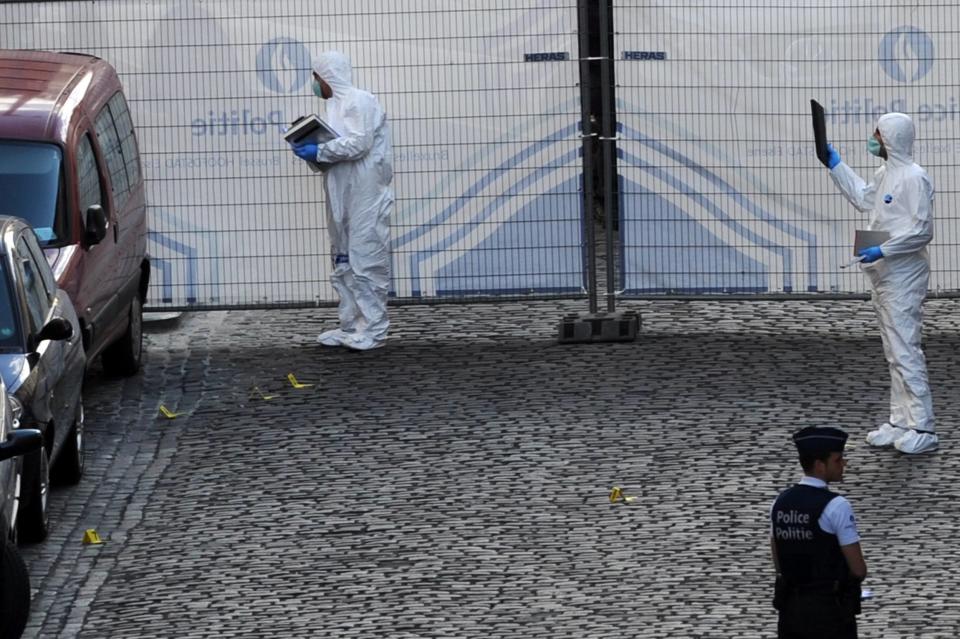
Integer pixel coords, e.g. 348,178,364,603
290,51,394,351
825,112,937,454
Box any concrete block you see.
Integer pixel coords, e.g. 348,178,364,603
557,310,640,343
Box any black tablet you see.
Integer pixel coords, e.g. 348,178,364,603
810,99,830,167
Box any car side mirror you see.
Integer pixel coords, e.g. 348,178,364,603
84,204,107,246
35,317,73,344
0,429,43,462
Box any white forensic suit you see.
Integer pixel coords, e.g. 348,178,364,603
313,51,394,351
830,112,937,454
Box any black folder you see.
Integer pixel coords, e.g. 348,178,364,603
810,99,831,167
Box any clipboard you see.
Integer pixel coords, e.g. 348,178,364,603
854,230,890,254
810,99,831,167
284,114,339,173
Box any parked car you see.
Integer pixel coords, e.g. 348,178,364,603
0,380,43,639
0,48,150,376
0,217,86,542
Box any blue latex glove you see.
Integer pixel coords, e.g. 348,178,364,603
826,143,841,169
292,142,318,161
858,245,883,263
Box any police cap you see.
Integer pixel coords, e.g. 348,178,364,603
792,426,848,454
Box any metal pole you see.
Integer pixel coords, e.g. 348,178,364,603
598,0,617,313
578,0,598,314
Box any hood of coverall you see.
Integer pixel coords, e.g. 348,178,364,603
877,112,915,168
312,51,354,98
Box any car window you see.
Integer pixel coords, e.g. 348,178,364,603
95,102,129,209
0,260,20,351
77,133,107,217
0,141,65,245
109,92,142,189
16,237,51,333
22,231,56,296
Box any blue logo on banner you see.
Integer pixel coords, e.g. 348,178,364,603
256,37,312,93
879,26,934,83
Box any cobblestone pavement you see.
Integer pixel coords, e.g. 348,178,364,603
18,299,960,638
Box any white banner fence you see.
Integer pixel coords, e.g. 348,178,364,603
7,1,958,306
0,0,586,308
614,1,960,296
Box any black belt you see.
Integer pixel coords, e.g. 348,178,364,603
782,580,845,595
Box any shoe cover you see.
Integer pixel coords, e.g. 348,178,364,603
343,333,385,351
865,423,907,447
894,429,939,454
317,328,350,347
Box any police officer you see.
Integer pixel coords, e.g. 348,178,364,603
770,427,867,639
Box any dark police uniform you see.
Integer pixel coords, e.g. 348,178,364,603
771,427,861,639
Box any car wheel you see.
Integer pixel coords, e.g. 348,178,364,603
53,399,84,485
0,539,31,638
102,295,143,376
18,446,50,543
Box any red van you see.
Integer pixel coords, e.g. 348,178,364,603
0,49,149,375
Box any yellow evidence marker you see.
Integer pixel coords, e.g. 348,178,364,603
287,373,314,389
158,405,182,419
250,386,276,401
82,529,104,545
